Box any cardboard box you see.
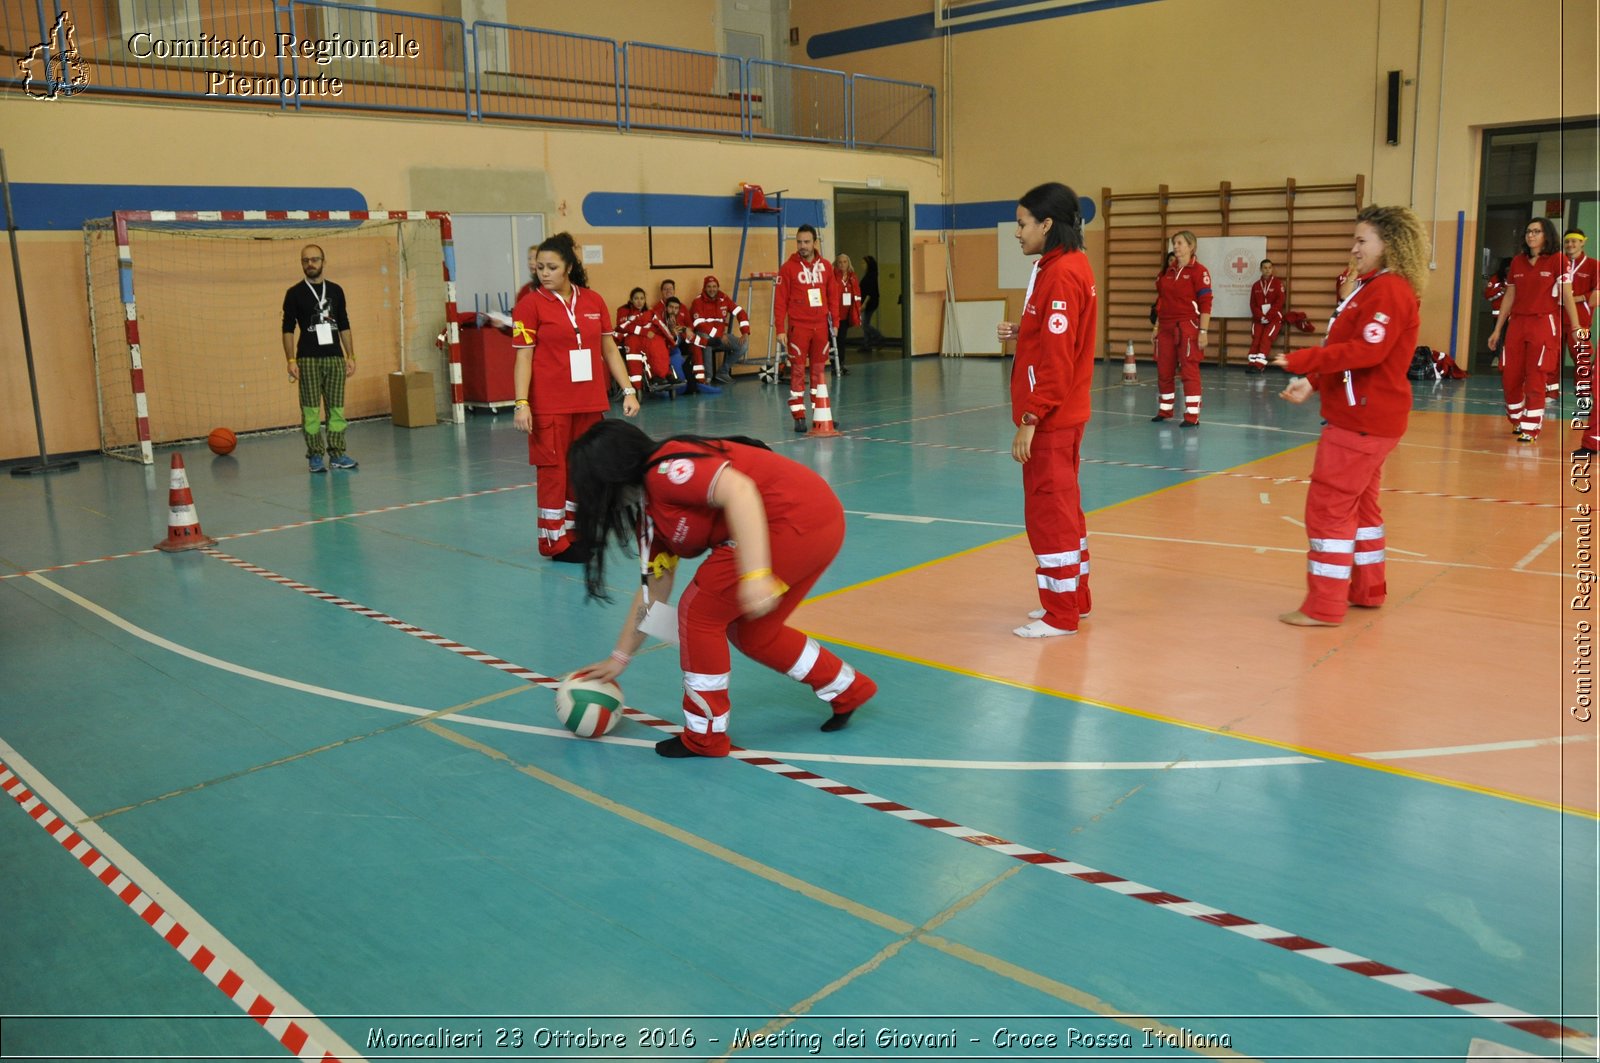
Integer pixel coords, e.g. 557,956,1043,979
389,370,436,428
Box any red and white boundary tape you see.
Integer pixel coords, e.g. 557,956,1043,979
204,549,1596,1055
0,761,349,1063
0,483,534,582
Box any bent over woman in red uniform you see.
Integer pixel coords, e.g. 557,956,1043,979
997,181,1097,638
1271,205,1426,627
570,421,878,758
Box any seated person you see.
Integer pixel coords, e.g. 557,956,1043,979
687,274,752,384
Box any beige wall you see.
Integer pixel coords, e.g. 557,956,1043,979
930,0,1597,359
0,96,941,460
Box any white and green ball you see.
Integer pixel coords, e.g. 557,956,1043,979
554,674,624,738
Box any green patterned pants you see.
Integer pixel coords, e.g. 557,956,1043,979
298,358,348,457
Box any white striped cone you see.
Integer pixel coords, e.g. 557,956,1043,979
155,453,216,552
808,383,840,437
1122,347,1138,384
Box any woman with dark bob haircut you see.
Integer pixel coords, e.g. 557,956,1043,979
996,181,1097,638
568,420,877,758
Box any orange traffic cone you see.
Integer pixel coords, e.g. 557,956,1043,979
807,382,841,437
155,453,217,552
1122,339,1138,385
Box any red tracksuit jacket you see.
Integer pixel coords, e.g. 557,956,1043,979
774,252,841,331
1251,277,1284,325
1284,270,1418,439
1154,260,1213,324
1010,246,1097,430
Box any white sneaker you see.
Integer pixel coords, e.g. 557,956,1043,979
1029,608,1089,620
1013,619,1076,638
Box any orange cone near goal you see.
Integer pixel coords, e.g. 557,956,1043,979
155,453,217,552
807,383,841,437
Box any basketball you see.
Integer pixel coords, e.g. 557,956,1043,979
554,673,624,738
207,428,237,456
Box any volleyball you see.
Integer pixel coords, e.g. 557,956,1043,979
207,427,237,455
554,673,624,738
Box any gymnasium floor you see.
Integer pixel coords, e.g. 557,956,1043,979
1,357,1594,1062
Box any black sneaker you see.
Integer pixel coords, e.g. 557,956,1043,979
794,418,808,433
551,542,592,564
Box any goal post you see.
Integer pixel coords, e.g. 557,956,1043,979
85,209,464,464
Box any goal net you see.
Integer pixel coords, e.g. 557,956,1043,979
85,210,463,464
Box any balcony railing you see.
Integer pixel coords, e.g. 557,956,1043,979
5,0,936,154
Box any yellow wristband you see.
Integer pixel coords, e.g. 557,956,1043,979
287,358,297,363
514,399,530,408
739,567,772,582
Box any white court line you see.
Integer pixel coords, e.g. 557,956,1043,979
846,509,1024,529
1360,735,1595,761
0,738,366,1063
25,573,1581,776
1513,531,1562,571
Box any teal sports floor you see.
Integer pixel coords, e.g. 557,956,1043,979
1,357,1595,1062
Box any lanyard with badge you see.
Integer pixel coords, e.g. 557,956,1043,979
1327,270,1386,405
635,518,679,644
306,280,335,346
545,286,593,382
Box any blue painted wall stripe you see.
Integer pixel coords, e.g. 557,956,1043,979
808,0,1163,60
583,192,826,230
8,185,366,231
916,197,1097,232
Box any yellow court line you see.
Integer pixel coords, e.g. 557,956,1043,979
423,722,1260,1062
799,627,1593,820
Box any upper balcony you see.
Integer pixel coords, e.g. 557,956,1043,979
5,1,937,155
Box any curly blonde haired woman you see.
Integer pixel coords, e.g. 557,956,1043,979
1271,205,1427,627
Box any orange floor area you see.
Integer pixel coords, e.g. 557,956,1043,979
798,413,1594,812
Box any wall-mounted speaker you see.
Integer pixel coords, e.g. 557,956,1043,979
1386,70,1402,145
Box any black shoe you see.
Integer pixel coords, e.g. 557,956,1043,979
1575,447,1596,458
1180,420,1199,430
655,736,704,758
794,418,808,433
1151,414,1172,423
551,542,592,564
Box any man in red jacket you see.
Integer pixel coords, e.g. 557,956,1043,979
775,224,842,433
1247,259,1285,373
687,275,752,385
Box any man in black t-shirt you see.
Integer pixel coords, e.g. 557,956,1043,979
281,244,357,472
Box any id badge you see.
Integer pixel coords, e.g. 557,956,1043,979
314,323,335,345
807,288,823,308
569,348,593,382
637,601,679,645
842,292,853,305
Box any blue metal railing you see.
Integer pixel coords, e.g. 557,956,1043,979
3,2,936,154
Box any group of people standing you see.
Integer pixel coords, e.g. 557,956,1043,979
1486,223,1595,447
1001,187,1431,636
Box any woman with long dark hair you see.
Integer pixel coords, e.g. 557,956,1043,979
510,232,639,563
995,181,1097,638
858,254,884,352
1487,217,1582,442
1271,205,1426,626
569,420,877,758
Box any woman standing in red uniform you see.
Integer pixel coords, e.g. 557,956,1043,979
1152,230,1212,426
1271,205,1425,627
511,233,639,563
1487,217,1582,442
833,253,863,373
569,421,877,758
996,182,1097,638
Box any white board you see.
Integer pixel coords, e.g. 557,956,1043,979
1196,236,1267,319
997,222,1035,290
948,299,1007,356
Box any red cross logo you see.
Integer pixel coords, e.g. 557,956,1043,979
1231,255,1251,275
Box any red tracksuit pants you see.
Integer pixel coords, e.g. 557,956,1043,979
1155,319,1203,422
1500,315,1558,437
787,322,831,421
1299,424,1398,624
1022,425,1091,629
529,410,602,557
676,506,874,756
624,335,673,388
1249,320,1281,360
